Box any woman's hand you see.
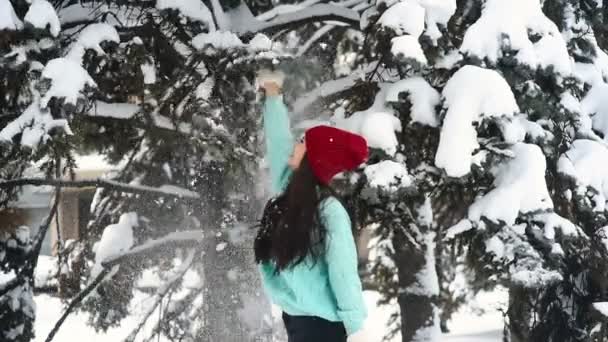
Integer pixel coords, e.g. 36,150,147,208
261,81,281,96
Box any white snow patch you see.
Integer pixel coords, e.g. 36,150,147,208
417,0,457,42
446,219,473,239
417,196,433,227
390,35,427,65
24,0,60,36
66,23,120,63
385,77,440,126
0,101,72,147
379,1,425,37
537,212,579,238
435,65,519,177
35,255,58,288
468,143,553,225
91,213,137,278
192,31,244,50
332,85,402,155
405,232,440,296
379,0,456,42
581,83,608,142
248,33,273,51
140,63,156,84
563,4,608,85
41,58,96,107
558,139,608,210
195,77,215,100
364,160,412,191
215,242,227,252
461,0,571,75
0,0,22,30
485,236,505,259
499,114,549,144
436,49,462,69
90,101,139,119
511,268,562,288
594,302,608,317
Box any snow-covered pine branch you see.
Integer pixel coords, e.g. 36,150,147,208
236,4,360,37
292,64,374,117
0,178,200,199
123,249,196,342
101,231,203,268
44,231,202,342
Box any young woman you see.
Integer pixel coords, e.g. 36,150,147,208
254,80,369,342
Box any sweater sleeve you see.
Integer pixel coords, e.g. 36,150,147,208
321,198,368,335
263,95,294,194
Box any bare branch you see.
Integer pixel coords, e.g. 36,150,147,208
124,249,196,342
44,267,111,342
102,230,203,268
0,178,200,199
0,277,22,297
296,24,337,56
292,64,374,117
238,4,360,37
44,231,203,342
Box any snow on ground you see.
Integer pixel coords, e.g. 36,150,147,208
360,289,505,342
35,288,505,341
35,291,169,342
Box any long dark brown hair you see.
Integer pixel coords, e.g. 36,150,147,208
254,154,353,273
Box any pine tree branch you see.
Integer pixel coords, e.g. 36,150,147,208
292,64,374,117
238,4,360,37
123,249,196,342
44,266,112,342
102,231,203,267
23,188,60,282
0,178,200,199
0,277,23,297
44,232,203,342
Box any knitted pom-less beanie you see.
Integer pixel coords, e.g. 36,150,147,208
305,125,368,185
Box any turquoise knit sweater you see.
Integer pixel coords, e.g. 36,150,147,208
258,95,367,335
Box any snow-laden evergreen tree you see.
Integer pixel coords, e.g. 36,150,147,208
335,0,608,341
1,0,373,341
0,0,96,339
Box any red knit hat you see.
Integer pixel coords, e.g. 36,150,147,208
305,125,369,185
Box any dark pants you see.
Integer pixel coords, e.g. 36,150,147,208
282,312,347,342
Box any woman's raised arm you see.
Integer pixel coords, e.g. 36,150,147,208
263,94,294,194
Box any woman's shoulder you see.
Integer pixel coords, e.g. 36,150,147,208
319,196,351,228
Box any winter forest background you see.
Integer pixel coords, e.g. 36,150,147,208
2,0,608,341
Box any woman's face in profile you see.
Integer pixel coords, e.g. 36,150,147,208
288,142,306,170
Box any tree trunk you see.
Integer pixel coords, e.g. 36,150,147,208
507,285,532,342
394,226,439,342
197,162,272,342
